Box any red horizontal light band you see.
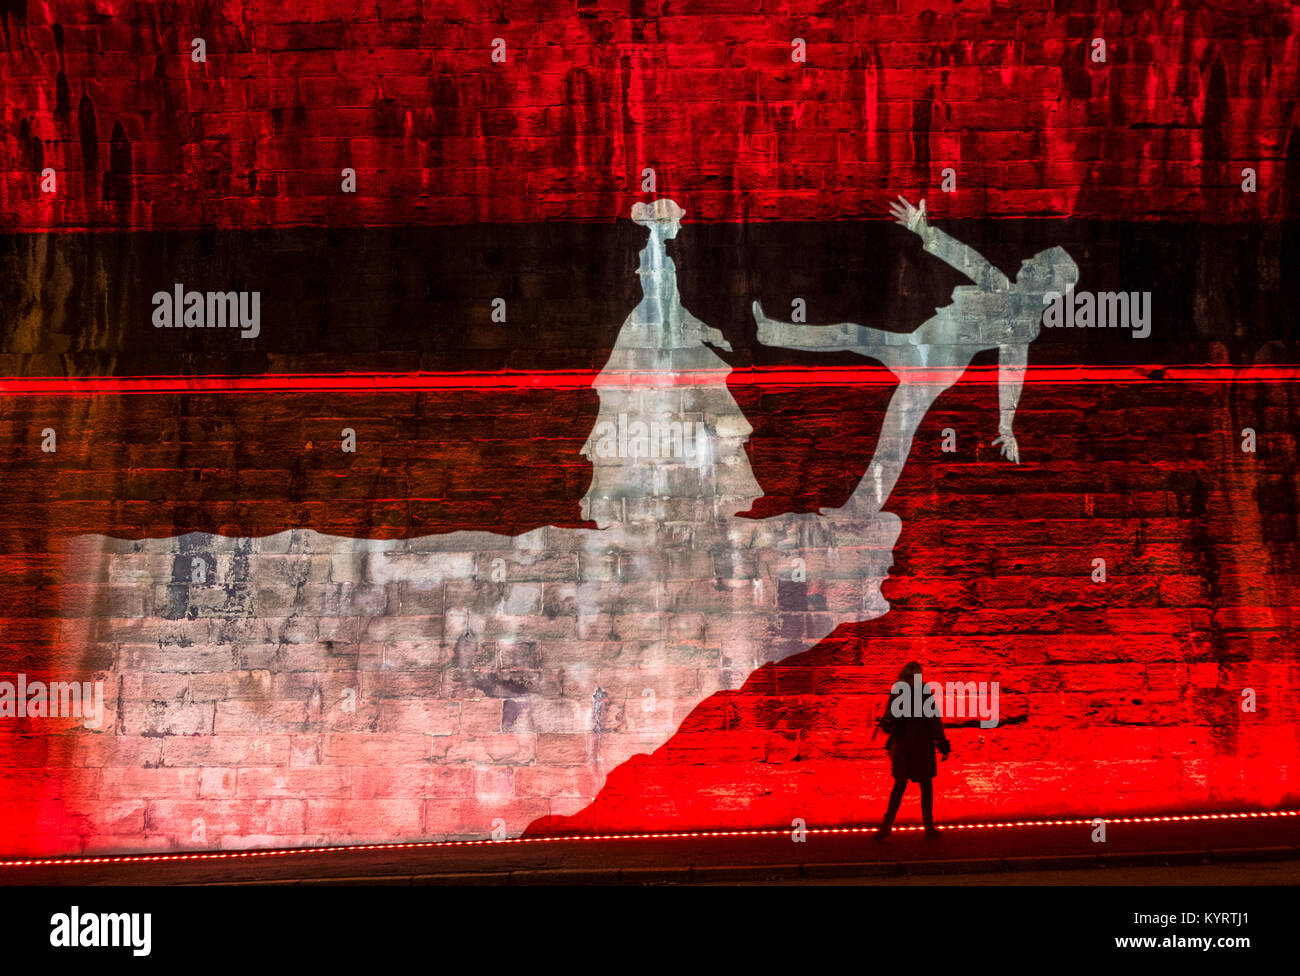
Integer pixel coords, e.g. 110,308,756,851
0,365,1296,397
1,809,1295,870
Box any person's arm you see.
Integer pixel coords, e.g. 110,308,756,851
921,225,1010,291
931,714,951,759
877,695,896,736
682,303,732,351
993,342,1028,463
889,196,1009,290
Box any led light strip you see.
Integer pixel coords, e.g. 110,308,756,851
2,809,1296,870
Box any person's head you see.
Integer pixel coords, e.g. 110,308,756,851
1015,246,1078,299
1011,246,1078,342
897,660,922,684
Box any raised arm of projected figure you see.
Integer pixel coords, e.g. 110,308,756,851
753,196,1079,515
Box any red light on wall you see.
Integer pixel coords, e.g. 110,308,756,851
0,364,1296,398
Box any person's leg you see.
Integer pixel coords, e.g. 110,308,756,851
920,778,941,836
844,380,947,514
877,776,908,835
752,299,955,515
752,300,900,362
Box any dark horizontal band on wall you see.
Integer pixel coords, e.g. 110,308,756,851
0,219,1295,377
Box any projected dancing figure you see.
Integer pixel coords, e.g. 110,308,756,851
753,196,1079,514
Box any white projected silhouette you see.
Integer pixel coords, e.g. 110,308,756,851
753,196,1079,512
58,197,1080,850
61,198,901,847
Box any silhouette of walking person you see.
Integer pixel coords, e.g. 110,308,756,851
874,661,950,839
753,196,1079,514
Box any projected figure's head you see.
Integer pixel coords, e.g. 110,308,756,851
1016,246,1079,295
1014,246,1079,342
630,197,685,239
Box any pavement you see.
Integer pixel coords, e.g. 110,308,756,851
3,811,1298,885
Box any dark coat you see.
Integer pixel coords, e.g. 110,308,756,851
878,688,951,782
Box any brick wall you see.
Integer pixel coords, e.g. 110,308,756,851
0,0,1297,228
0,0,1297,855
1,367,1294,852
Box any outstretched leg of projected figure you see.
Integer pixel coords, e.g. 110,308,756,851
752,300,897,360
846,381,945,515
